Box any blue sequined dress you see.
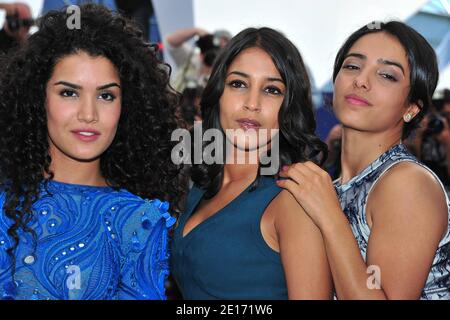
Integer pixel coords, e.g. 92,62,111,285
0,180,176,300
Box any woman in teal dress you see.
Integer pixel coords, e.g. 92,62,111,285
0,4,181,300
171,27,332,299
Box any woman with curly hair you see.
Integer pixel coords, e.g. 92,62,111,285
0,4,183,300
171,27,332,299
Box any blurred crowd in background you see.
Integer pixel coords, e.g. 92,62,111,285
0,0,449,187
0,0,449,301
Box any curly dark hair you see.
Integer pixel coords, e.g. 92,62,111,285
191,27,328,199
0,4,185,274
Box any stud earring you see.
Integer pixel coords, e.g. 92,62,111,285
404,114,412,123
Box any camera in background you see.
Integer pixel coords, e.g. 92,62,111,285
6,12,34,32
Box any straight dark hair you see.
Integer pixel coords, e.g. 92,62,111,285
191,27,327,199
333,21,439,139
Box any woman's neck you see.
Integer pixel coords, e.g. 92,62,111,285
340,127,402,184
48,148,106,187
223,144,260,185
223,163,259,185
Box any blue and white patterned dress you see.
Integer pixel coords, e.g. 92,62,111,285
335,144,450,299
0,180,175,300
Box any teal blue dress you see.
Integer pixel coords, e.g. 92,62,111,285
0,180,176,300
171,176,287,299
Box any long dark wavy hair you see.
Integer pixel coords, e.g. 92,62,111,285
191,27,328,199
0,4,185,274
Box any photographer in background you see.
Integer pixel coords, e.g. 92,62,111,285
0,2,33,53
323,124,343,180
440,89,450,121
180,80,203,128
406,89,450,189
420,112,450,188
165,27,231,92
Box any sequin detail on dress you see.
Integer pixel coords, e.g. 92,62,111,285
0,180,173,300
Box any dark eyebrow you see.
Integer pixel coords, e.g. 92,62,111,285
343,53,405,75
344,53,366,60
53,81,121,90
377,58,405,75
54,81,81,89
227,71,284,84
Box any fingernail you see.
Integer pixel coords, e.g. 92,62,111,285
282,165,289,172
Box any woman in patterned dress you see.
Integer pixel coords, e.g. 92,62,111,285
277,21,450,299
